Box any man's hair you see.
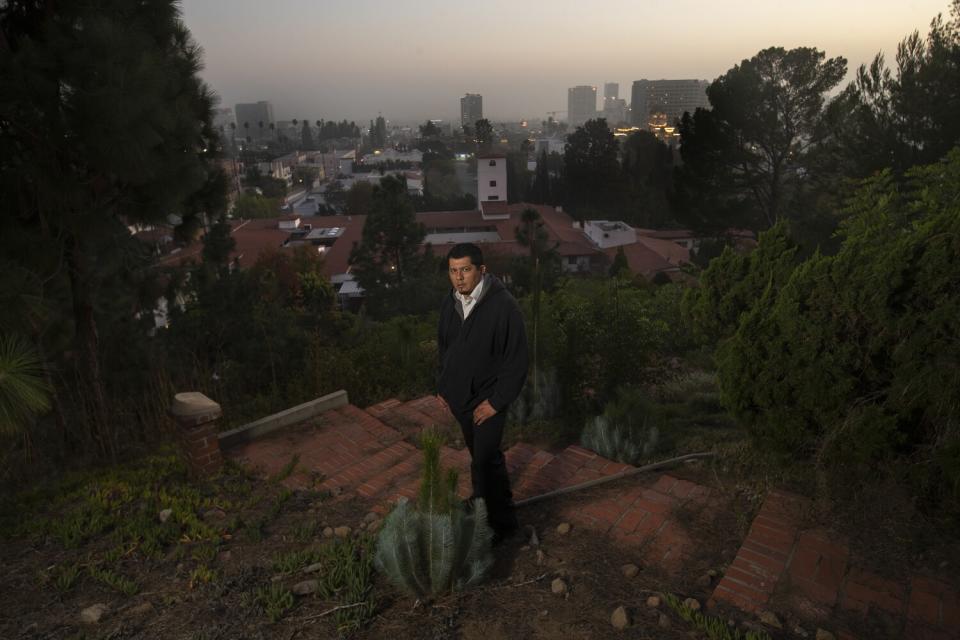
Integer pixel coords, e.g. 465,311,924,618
447,243,484,267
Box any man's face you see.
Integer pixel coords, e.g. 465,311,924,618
448,256,485,296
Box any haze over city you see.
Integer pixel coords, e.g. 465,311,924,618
182,0,949,122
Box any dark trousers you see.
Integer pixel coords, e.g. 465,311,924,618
454,408,518,532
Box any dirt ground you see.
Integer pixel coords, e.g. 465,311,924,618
0,458,774,640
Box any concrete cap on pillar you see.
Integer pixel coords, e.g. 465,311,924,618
170,392,222,423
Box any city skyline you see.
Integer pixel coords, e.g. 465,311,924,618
181,0,950,123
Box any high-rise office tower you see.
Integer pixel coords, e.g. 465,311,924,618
630,80,709,127
568,85,597,127
602,83,626,125
234,101,275,140
603,83,619,104
461,93,483,130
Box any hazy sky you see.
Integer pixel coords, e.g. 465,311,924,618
180,0,951,124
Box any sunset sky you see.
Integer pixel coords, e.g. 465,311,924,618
180,0,952,123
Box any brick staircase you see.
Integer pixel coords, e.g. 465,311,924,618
230,395,633,514
708,489,960,640
226,395,960,640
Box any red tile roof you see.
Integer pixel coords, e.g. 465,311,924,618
417,204,599,258
605,243,674,278
151,205,694,283
320,215,365,276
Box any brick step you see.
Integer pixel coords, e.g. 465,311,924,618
511,444,631,500
358,446,426,506
557,474,716,574
405,395,458,428
507,444,557,500
365,398,402,420
320,439,418,496
233,409,387,490
709,489,960,639
335,403,404,444
376,403,439,437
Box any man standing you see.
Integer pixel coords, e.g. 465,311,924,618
437,243,528,544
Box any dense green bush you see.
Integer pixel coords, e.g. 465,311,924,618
539,277,667,424
682,222,799,346
717,150,960,515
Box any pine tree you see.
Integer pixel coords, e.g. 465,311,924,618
0,0,225,456
374,430,493,596
348,175,433,316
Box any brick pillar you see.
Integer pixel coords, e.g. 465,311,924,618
169,392,223,477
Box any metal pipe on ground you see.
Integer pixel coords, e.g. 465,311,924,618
515,451,717,508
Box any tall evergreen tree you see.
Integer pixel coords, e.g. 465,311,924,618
0,0,225,455
349,176,438,317
562,118,625,220
674,47,846,233
300,119,314,149
474,119,494,154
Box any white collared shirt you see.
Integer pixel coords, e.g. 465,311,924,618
455,277,484,320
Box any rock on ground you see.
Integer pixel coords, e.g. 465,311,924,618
621,563,639,578
334,525,351,538
611,606,630,630
815,630,836,640
556,522,571,535
757,610,782,629
646,595,661,608
292,579,319,596
683,597,701,612
81,604,108,624
551,578,568,595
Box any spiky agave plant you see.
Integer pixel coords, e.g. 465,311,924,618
581,388,662,464
374,429,493,596
581,415,643,464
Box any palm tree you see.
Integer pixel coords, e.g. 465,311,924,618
0,335,51,436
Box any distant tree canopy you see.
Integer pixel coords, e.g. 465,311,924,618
345,181,374,215
308,119,361,142
233,193,280,219
474,119,494,154
349,176,444,317
822,1,960,179
621,131,675,228
300,120,315,149
370,115,387,149
244,166,287,199
562,118,626,220
674,47,847,235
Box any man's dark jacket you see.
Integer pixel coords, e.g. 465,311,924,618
437,274,528,414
